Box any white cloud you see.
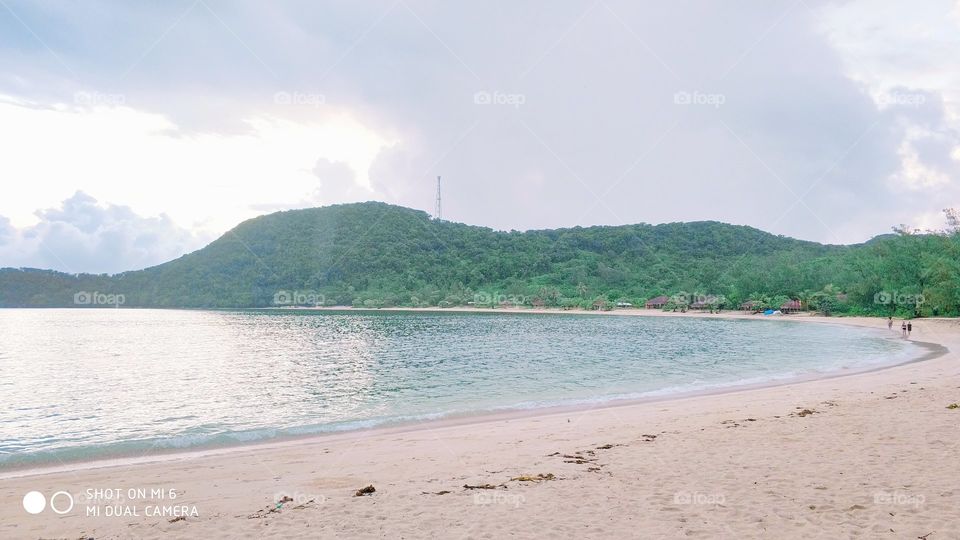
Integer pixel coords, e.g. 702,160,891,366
0,191,207,273
817,1,960,179
891,133,954,190
0,95,394,238
1,0,960,272
311,158,375,203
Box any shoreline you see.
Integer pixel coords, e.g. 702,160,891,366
8,303,930,322
0,313,938,479
3,314,958,538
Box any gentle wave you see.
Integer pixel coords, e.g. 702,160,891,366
0,309,919,468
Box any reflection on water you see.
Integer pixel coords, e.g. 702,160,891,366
0,309,914,468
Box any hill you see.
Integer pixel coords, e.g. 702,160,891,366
1,202,958,316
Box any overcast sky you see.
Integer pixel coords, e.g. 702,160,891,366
1,0,958,274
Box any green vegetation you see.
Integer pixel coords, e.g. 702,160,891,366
2,202,958,317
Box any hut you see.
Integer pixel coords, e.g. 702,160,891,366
592,298,612,311
691,295,722,311
780,299,803,313
645,295,669,309
740,300,760,312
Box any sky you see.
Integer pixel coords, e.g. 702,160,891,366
0,0,958,274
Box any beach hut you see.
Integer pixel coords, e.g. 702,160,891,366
780,299,802,313
690,295,718,311
740,300,760,312
645,295,669,309
592,298,612,311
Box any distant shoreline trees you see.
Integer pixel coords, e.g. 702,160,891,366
2,203,957,318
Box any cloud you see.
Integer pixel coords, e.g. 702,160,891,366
359,1,958,243
0,192,208,274
0,0,958,265
246,158,375,213
0,216,14,245
311,158,375,203
0,95,392,242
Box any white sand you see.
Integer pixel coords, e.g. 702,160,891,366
2,312,958,539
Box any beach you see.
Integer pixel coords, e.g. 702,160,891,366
2,312,958,539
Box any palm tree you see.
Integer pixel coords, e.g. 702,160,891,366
576,282,588,299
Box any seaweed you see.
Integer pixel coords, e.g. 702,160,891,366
354,485,376,497
510,473,556,482
463,483,503,490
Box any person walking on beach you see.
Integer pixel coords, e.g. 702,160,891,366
907,321,913,338
901,321,907,337
887,317,893,331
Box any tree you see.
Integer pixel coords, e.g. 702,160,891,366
2,202,958,316
576,282,588,299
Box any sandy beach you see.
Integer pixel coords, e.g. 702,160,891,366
2,311,959,539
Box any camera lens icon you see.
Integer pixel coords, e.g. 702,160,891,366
22,490,74,514
22,491,46,514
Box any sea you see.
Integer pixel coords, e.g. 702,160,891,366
0,308,920,469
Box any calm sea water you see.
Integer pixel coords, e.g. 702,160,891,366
0,309,917,469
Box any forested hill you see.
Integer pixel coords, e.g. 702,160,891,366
2,202,958,316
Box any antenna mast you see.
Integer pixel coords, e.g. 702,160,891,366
434,175,442,220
